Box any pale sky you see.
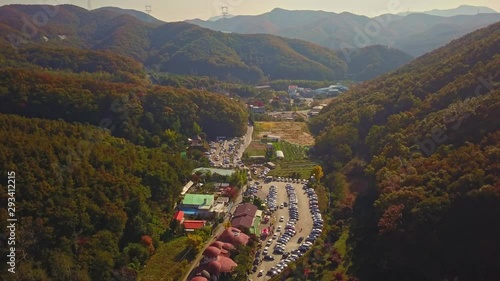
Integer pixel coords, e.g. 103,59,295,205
0,0,498,22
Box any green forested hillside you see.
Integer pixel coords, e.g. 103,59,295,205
307,22,500,280
0,65,248,146
0,16,250,280
0,114,193,280
342,45,413,81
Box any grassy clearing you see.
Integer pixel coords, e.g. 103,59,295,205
138,237,193,281
271,141,310,161
245,141,266,156
267,160,316,178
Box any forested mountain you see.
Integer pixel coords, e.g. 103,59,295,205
341,45,413,81
187,8,500,57
0,5,252,281
0,67,248,145
0,4,348,83
0,114,193,280
307,22,500,280
95,6,164,25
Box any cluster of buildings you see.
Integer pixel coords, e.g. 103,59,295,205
309,105,324,116
174,192,233,232
288,83,349,98
189,227,251,281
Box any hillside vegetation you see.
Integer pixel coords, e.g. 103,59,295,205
0,4,348,83
307,22,500,280
0,114,193,280
0,41,249,145
0,12,251,280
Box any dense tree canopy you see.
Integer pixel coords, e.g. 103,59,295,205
309,22,500,280
0,114,193,280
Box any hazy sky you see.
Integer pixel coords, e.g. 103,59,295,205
1,0,498,22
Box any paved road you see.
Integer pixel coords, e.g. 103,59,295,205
182,124,254,281
249,180,313,280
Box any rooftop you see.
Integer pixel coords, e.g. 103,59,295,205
181,181,194,195
192,167,235,176
182,194,214,207
233,203,258,218
183,220,206,230
174,210,184,222
231,215,254,229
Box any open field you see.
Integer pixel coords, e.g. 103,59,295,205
246,140,267,156
254,121,314,146
267,161,316,178
272,141,309,161
139,237,194,281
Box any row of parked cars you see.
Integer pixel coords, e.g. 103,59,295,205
263,184,302,277
304,185,323,245
265,183,324,277
265,185,278,213
274,177,308,184
272,183,299,258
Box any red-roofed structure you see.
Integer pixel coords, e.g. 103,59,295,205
218,255,237,272
231,203,257,230
183,220,206,231
203,246,221,258
174,210,184,223
188,227,249,280
218,227,250,246
190,277,208,281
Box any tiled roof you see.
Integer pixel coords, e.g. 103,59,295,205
218,227,250,246
231,215,254,229
233,203,257,218
183,220,206,230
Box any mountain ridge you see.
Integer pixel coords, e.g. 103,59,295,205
307,20,500,280
187,8,500,57
0,4,413,82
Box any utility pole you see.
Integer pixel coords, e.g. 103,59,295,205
145,5,152,15
221,6,229,18
87,0,91,10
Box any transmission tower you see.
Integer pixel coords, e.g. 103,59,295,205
221,6,229,17
145,5,152,15
87,0,91,10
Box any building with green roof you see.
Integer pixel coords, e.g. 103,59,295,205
180,194,215,216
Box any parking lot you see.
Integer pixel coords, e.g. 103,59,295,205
248,179,323,280
207,138,245,168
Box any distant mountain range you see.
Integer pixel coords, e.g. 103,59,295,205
95,6,164,25
0,4,414,82
187,7,500,57
398,4,497,17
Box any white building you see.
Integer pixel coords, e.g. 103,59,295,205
276,150,284,159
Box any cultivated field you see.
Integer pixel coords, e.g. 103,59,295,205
254,122,314,146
